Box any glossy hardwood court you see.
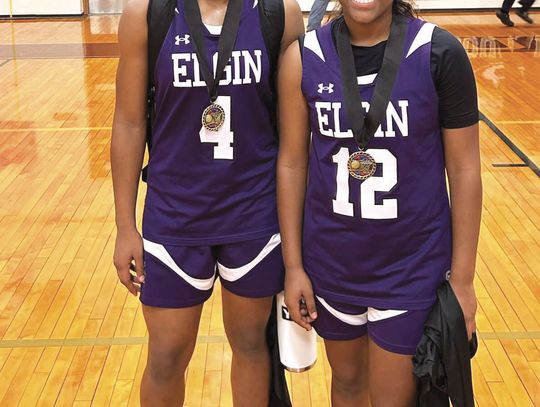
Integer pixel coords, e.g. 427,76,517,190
1,10,540,407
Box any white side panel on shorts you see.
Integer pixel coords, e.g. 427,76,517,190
367,308,408,322
143,239,216,291
316,296,368,326
217,233,282,282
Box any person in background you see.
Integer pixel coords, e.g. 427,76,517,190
307,0,331,31
496,0,536,26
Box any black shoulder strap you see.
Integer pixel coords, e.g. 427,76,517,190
143,0,176,182
258,0,285,140
147,0,176,93
259,0,285,83
298,34,304,62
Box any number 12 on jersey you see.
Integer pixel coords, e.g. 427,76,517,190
199,96,234,160
332,148,398,220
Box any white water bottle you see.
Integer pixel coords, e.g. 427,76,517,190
276,291,317,372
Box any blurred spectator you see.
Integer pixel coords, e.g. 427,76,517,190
496,0,536,26
307,0,330,31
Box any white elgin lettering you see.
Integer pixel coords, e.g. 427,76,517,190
385,100,409,137
361,102,384,138
172,53,192,87
362,102,384,137
242,50,262,84
332,102,353,138
231,51,243,85
315,102,333,138
191,53,205,87
213,52,232,86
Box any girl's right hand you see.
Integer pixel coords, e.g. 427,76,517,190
284,268,318,330
113,228,145,296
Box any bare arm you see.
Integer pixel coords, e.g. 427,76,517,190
443,123,482,338
277,0,305,273
111,0,149,293
280,0,305,54
277,40,316,329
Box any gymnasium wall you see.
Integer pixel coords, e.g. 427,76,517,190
0,0,537,16
297,0,535,11
0,0,83,16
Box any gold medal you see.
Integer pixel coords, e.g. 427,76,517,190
347,150,377,180
202,103,225,131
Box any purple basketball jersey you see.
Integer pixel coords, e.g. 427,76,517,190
143,0,278,245
301,18,451,310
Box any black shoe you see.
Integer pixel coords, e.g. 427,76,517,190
496,10,515,26
516,9,534,24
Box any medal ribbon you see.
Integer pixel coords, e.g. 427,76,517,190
336,15,408,151
183,0,243,103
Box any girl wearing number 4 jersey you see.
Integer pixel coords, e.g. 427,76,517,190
111,0,303,405
278,0,482,405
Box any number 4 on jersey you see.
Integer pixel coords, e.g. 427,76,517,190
199,95,234,159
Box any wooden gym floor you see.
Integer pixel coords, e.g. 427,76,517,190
0,9,540,407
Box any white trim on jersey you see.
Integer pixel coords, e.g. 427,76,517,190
317,296,408,325
406,22,436,59
357,73,378,85
253,0,259,8
304,30,326,62
143,239,216,291
217,233,281,282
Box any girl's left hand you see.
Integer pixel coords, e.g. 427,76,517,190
449,280,477,341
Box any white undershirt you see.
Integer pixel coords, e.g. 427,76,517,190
204,23,223,35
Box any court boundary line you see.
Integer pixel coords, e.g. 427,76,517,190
1,331,540,348
492,163,528,168
0,126,112,133
496,120,540,125
0,14,84,20
480,111,540,177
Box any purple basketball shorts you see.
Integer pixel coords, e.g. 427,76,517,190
312,296,432,355
140,234,284,308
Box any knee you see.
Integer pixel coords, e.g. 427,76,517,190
146,340,195,383
227,325,267,358
332,366,366,397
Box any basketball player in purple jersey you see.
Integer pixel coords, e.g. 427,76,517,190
278,0,482,405
111,0,303,405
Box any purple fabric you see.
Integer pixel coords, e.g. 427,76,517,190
140,235,284,308
301,18,450,310
143,0,279,246
313,296,433,355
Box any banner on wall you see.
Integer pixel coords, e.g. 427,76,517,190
0,0,83,16
0,0,11,15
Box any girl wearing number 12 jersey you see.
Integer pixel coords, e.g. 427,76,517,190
110,0,303,404
278,0,482,404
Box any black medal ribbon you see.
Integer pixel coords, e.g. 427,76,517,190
183,0,243,104
336,15,408,151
